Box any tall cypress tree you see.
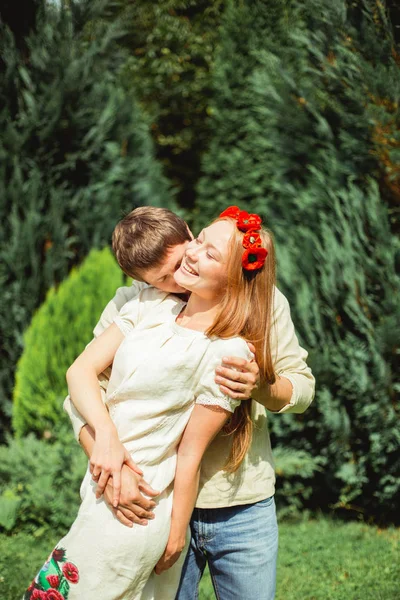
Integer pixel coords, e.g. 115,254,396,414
0,1,173,437
196,0,400,519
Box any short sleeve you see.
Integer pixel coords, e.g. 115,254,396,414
93,281,148,338
195,337,253,413
113,297,140,336
113,286,169,336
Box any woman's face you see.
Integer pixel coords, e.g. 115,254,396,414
174,219,234,301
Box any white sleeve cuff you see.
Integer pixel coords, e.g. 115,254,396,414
195,395,240,413
276,373,298,414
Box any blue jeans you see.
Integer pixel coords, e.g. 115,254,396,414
175,496,278,600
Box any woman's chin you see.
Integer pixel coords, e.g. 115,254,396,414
174,272,190,290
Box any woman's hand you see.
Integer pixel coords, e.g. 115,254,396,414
89,426,138,507
154,536,186,575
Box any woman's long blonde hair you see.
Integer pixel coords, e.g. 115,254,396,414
207,217,276,472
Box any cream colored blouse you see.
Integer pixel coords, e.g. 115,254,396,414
64,281,315,507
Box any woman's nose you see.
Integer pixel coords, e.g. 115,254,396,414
185,241,198,260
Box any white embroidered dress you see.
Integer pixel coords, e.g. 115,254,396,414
28,288,251,600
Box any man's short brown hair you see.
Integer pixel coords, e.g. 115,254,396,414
112,206,191,280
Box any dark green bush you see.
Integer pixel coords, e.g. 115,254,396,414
196,0,400,521
99,0,226,211
13,247,125,438
0,0,173,438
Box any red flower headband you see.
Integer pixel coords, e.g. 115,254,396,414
219,206,268,271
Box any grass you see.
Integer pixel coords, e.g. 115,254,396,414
1,518,399,599
276,518,399,600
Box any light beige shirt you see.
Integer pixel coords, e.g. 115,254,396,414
64,281,315,507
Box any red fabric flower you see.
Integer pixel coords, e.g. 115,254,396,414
52,548,66,563
219,206,241,219
242,230,262,249
27,580,36,592
31,590,47,600
62,562,79,584
46,575,59,589
242,247,268,270
45,590,64,600
237,211,262,232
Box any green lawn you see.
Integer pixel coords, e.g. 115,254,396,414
1,518,398,599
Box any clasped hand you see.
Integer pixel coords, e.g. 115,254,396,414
103,464,160,527
90,427,143,507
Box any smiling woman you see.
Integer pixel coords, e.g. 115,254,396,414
174,220,233,303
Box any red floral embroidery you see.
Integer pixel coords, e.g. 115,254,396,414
31,590,47,600
62,562,79,584
242,247,268,270
237,211,262,232
46,575,60,588
45,591,64,600
219,206,241,219
242,230,262,249
52,548,66,563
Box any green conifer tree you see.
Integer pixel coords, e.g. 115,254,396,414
196,0,400,519
13,248,125,438
0,1,173,437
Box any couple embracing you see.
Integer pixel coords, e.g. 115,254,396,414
25,205,315,600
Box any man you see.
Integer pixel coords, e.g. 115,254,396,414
64,205,315,599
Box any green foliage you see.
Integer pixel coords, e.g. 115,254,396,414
196,0,400,520
0,433,86,536
273,448,324,519
0,530,58,599
13,248,125,438
97,0,226,211
0,0,173,438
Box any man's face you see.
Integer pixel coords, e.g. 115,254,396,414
143,241,190,293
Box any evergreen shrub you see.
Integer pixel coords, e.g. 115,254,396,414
13,247,125,438
104,0,227,210
196,0,400,520
0,0,173,437
0,433,85,534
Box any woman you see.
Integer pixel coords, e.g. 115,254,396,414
25,208,278,600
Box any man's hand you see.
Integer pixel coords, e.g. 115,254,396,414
154,537,185,575
103,464,160,527
215,343,259,400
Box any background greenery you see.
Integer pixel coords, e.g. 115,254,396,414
195,0,400,520
0,0,399,597
12,248,126,438
0,0,173,437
